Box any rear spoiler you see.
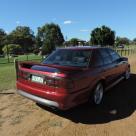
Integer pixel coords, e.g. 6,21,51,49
15,60,40,79
15,60,85,75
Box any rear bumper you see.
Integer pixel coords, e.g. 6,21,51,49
16,81,90,110
17,90,59,108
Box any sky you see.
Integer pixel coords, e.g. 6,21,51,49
0,0,136,41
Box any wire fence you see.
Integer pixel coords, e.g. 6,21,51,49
0,47,136,64
0,54,45,64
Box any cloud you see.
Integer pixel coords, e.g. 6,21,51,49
16,21,20,24
5,31,9,34
80,29,89,32
64,20,73,24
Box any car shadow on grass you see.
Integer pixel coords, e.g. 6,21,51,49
37,73,136,124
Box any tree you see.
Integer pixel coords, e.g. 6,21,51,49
133,38,136,45
90,25,115,46
116,37,130,46
2,44,22,55
36,23,64,54
0,29,7,54
69,38,79,46
133,38,136,42
7,26,35,53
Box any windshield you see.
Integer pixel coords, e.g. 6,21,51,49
43,49,92,67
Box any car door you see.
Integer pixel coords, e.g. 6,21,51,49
108,49,126,78
98,48,117,86
90,49,114,86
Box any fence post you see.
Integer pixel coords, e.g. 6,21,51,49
6,44,10,63
117,49,118,55
125,49,126,56
42,55,43,61
15,59,18,79
26,53,28,61
128,49,129,56
7,54,10,63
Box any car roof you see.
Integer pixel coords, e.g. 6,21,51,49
57,46,107,50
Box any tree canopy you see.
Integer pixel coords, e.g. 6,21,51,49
133,38,136,42
36,23,64,54
2,44,22,55
90,25,115,46
0,29,7,54
69,38,79,46
133,38,136,44
7,26,35,53
0,24,134,55
116,37,130,46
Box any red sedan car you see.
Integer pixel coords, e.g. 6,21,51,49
16,47,130,110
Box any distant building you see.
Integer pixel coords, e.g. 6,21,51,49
77,40,86,46
64,39,87,47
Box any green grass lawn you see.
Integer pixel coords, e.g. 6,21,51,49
0,54,43,64
0,60,42,92
0,63,16,91
0,55,42,91
0,53,136,92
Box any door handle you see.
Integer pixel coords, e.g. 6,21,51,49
115,64,119,67
101,69,106,72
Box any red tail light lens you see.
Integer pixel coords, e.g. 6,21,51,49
18,71,30,80
44,77,74,90
44,77,55,86
17,69,74,90
55,78,74,89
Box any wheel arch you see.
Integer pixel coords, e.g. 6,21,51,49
88,78,105,105
95,78,106,89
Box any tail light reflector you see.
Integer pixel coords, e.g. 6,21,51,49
18,71,30,80
44,77,74,90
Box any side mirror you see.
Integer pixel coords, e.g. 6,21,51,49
119,57,128,62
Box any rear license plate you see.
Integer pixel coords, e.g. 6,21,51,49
31,75,44,83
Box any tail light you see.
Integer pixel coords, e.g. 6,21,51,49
18,71,30,80
44,77,74,90
17,70,74,90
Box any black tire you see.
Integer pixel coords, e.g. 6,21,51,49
124,67,130,80
90,82,104,105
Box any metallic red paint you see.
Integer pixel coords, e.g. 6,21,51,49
16,47,130,110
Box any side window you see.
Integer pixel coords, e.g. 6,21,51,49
99,49,112,65
91,50,104,67
108,49,120,62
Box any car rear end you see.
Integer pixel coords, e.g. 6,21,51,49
16,48,95,110
16,61,76,110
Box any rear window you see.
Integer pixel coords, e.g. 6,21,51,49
43,49,92,67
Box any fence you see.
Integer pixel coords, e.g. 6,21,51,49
0,47,136,64
0,54,45,64
114,48,136,56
